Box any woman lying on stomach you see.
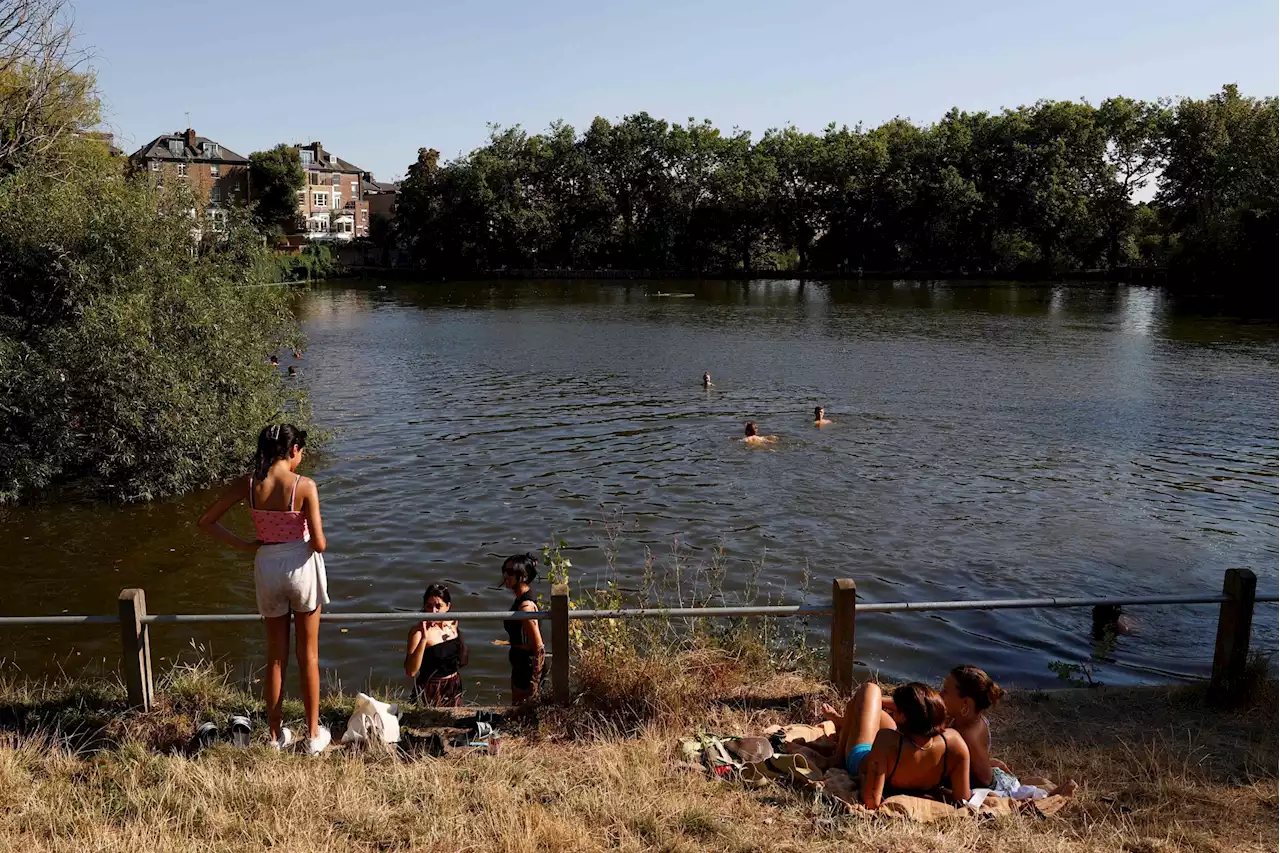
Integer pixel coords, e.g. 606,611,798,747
837,681,972,810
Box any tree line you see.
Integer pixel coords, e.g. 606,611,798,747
393,86,1277,287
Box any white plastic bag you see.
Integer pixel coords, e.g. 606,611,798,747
340,692,401,745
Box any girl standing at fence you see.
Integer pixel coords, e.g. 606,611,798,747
500,554,544,705
405,583,469,706
197,423,331,756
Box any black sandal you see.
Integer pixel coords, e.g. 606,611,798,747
186,721,220,757
228,715,252,749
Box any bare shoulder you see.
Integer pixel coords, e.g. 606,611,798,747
518,598,538,611
870,728,899,750
943,728,971,754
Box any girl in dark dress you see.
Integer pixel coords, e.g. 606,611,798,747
404,584,468,706
500,554,544,705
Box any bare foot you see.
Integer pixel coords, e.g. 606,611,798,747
821,703,844,725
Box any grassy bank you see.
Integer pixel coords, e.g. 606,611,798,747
0,657,1273,853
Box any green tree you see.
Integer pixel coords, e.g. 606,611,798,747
248,143,305,234
1157,84,1279,283
0,11,305,502
392,87,1277,287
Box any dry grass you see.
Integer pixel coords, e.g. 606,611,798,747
0,661,1273,853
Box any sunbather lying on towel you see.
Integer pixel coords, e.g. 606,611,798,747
826,665,1006,788
832,681,972,810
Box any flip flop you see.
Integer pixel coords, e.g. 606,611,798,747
186,721,220,757
227,715,252,749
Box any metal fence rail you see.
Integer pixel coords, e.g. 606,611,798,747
0,570,1270,710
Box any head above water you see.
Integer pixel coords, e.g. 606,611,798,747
501,553,539,588
422,583,452,613
943,665,1003,716
253,423,307,480
744,422,758,437
269,355,279,366
814,406,825,420
703,372,712,384
287,365,298,377
890,682,947,739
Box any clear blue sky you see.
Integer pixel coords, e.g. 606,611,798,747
78,0,1277,182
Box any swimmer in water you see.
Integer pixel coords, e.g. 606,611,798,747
703,372,713,388
269,355,279,367
287,366,298,378
814,406,832,426
743,422,777,444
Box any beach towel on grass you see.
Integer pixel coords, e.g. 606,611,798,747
820,768,1073,822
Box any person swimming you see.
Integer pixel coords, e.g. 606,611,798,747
743,422,777,444
814,406,832,426
269,355,279,366
702,372,713,388
287,366,298,378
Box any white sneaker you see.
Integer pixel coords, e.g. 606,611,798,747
306,726,331,757
270,727,294,751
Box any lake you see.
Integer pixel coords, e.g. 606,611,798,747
1,279,1276,701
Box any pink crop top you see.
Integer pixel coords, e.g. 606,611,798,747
249,474,309,543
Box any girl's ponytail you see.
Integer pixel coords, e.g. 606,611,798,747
254,423,307,479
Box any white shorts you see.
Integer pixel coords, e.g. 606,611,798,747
254,539,330,618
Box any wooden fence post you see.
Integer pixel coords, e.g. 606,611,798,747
118,588,154,711
551,583,570,704
829,578,857,696
1209,568,1256,705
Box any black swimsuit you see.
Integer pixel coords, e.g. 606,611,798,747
414,631,468,706
883,732,951,797
504,590,541,690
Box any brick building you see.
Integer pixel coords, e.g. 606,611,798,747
293,141,369,241
128,129,250,223
364,179,399,222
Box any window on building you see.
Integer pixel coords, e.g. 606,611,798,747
168,139,183,155
296,190,305,202
332,172,340,185
313,192,328,208
149,160,160,172
300,150,314,164
177,162,188,177
210,187,222,203
210,164,220,177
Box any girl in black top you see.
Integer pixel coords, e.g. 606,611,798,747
405,584,469,706
500,554,544,705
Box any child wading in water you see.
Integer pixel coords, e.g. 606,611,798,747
198,424,331,755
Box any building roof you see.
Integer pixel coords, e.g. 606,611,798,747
362,179,399,194
295,142,366,175
129,130,248,164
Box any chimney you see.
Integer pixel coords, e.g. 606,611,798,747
184,128,197,150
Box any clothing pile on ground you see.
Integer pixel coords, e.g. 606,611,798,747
184,700,506,759
678,722,1074,822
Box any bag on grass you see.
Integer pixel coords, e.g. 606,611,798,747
340,693,401,745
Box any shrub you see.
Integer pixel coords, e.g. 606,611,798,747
0,140,305,502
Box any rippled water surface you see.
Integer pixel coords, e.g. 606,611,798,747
2,280,1276,700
